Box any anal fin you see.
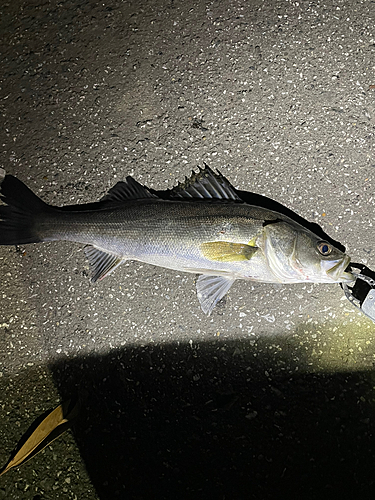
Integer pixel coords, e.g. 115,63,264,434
196,274,235,315
84,245,123,282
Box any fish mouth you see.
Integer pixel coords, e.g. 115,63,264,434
323,255,354,282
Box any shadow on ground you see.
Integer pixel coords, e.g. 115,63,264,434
50,336,375,500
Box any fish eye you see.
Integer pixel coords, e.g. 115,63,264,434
317,241,332,256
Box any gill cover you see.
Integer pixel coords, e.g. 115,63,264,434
263,221,352,283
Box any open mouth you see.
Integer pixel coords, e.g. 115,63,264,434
325,255,354,282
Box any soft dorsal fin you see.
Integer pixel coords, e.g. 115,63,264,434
169,165,243,201
101,177,158,203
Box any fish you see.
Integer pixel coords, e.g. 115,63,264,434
0,166,353,315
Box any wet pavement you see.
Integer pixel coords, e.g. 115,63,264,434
1,0,375,498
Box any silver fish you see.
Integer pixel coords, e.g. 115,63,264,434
0,166,353,314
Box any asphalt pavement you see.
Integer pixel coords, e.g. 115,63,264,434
1,0,375,498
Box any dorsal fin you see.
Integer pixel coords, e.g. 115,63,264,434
168,165,243,201
101,177,158,203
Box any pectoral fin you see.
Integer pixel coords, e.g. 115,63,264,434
201,241,258,262
196,274,235,315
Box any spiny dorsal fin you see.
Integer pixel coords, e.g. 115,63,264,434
169,165,243,201
101,177,158,203
84,246,123,282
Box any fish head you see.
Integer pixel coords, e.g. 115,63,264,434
262,221,354,283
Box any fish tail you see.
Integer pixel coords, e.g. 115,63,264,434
0,169,53,245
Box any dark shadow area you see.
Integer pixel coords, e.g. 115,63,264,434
50,337,375,500
234,188,346,253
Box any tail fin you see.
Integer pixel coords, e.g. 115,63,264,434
0,170,51,245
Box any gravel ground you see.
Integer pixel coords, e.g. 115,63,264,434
1,0,375,498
